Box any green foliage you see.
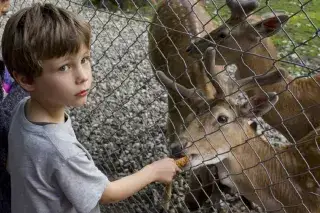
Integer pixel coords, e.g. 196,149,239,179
263,0,319,76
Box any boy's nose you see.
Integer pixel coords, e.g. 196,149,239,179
75,68,89,84
76,76,88,84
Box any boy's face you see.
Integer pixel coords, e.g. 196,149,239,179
33,44,92,108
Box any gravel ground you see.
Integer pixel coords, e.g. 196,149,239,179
0,1,292,213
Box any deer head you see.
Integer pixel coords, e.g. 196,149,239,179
157,47,280,169
186,0,289,64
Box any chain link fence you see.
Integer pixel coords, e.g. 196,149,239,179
0,0,319,212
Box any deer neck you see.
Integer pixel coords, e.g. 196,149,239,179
230,126,295,171
291,76,320,103
221,125,320,210
234,127,320,188
236,40,281,79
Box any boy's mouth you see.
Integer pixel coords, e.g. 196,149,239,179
75,89,88,97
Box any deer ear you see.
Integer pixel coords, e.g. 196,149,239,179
314,73,320,82
240,92,278,118
253,14,289,38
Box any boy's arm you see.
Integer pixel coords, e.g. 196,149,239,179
100,157,180,204
55,151,179,212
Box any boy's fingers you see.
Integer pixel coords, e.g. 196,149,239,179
175,165,182,172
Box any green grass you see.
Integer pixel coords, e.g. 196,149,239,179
263,0,319,75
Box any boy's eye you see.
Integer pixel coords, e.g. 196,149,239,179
81,56,91,64
59,65,70,72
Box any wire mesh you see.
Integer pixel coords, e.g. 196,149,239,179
0,0,319,212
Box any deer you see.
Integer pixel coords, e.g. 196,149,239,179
156,47,286,212
148,0,264,145
157,47,320,213
148,0,226,210
149,0,219,145
185,0,320,144
148,0,275,211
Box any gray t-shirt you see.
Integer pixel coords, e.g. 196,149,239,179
7,97,109,213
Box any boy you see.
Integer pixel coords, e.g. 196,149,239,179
2,3,180,213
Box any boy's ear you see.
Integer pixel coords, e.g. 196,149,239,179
12,71,35,92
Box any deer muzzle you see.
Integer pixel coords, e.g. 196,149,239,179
186,38,216,58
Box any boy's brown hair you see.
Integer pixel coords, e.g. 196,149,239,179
1,3,91,80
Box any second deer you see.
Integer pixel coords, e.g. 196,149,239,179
186,0,320,143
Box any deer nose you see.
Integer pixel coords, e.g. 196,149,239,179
186,38,200,53
186,39,217,54
186,45,193,53
186,42,200,54
170,144,184,158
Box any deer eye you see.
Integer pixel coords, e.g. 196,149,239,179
217,115,228,124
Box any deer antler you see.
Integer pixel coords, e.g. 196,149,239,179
235,69,284,92
227,0,259,21
156,71,207,105
202,47,283,98
202,47,226,99
156,71,197,98
156,47,230,103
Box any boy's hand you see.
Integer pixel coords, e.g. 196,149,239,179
147,158,181,184
100,157,181,204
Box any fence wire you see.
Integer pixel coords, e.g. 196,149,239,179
0,0,319,212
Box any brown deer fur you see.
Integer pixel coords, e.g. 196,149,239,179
148,1,224,210
149,1,271,210
148,0,219,144
180,104,320,212
186,6,320,142
158,47,320,212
